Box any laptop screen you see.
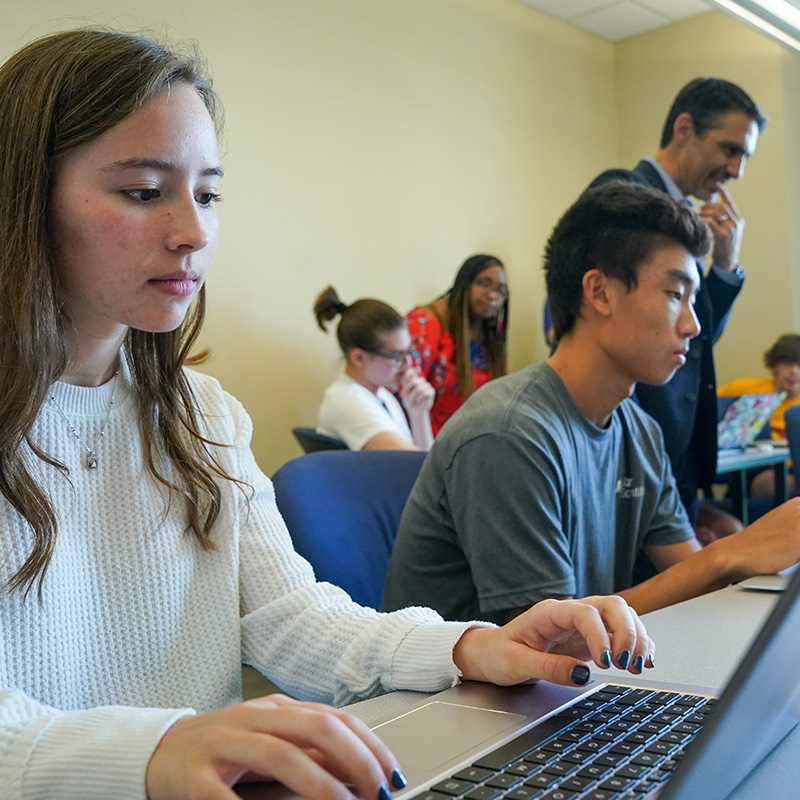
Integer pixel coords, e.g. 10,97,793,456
717,392,785,450
662,564,800,797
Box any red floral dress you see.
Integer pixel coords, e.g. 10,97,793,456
405,307,490,435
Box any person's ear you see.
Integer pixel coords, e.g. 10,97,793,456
582,269,613,319
672,111,696,146
348,347,368,369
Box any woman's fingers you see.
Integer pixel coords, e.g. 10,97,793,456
400,372,435,410
146,695,405,800
574,596,654,673
264,696,403,788
453,597,654,688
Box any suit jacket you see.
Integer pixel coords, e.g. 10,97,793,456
587,160,742,507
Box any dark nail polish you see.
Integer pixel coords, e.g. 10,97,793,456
378,783,392,800
616,650,630,670
648,652,655,667
633,655,644,674
570,664,590,686
600,649,611,668
391,769,408,790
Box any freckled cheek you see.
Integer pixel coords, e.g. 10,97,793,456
50,217,98,287
56,204,140,256
92,213,146,254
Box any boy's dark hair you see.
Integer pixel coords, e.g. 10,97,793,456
764,334,800,369
545,181,711,341
660,77,767,149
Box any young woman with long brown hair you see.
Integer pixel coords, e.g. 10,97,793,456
0,28,652,800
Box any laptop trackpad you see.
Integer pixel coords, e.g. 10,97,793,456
373,701,526,771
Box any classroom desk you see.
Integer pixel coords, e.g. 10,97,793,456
715,446,791,524
237,584,800,799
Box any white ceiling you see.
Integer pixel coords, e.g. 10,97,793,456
513,0,712,42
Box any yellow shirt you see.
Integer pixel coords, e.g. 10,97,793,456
718,377,800,440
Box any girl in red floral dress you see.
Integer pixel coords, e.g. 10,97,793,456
406,254,508,434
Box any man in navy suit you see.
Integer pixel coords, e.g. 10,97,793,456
588,78,768,529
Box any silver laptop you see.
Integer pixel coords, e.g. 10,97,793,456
237,567,800,800
738,563,799,593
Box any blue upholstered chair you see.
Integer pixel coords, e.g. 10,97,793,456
291,426,348,454
271,449,427,609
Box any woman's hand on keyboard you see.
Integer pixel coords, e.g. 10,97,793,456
452,595,655,688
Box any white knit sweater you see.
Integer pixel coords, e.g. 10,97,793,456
0,367,474,800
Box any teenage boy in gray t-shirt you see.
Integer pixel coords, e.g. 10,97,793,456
383,182,800,626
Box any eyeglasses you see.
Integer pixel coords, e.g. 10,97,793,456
364,348,412,366
474,276,509,299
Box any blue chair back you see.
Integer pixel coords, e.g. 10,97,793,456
785,405,800,496
271,449,426,609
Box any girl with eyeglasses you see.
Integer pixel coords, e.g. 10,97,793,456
0,28,654,800
314,286,435,450
406,255,508,435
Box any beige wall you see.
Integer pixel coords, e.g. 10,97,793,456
200,0,618,473
781,51,800,333
3,2,798,474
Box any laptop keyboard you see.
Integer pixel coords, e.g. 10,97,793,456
412,684,715,800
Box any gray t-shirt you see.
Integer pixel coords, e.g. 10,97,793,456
382,363,693,624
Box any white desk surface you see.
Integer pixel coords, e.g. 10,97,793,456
344,585,799,798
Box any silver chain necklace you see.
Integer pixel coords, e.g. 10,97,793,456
49,371,120,470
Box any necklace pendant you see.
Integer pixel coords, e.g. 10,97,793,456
50,369,119,471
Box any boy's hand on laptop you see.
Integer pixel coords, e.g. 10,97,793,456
452,596,654,689
146,693,407,800
712,497,800,581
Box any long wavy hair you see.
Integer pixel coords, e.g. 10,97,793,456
0,29,235,599
447,255,508,400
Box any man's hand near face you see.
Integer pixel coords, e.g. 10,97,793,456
697,184,744,272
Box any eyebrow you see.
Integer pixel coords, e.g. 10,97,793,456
102,157,224,178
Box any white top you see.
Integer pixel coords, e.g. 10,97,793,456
0,365,477,800
317,372,412,450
